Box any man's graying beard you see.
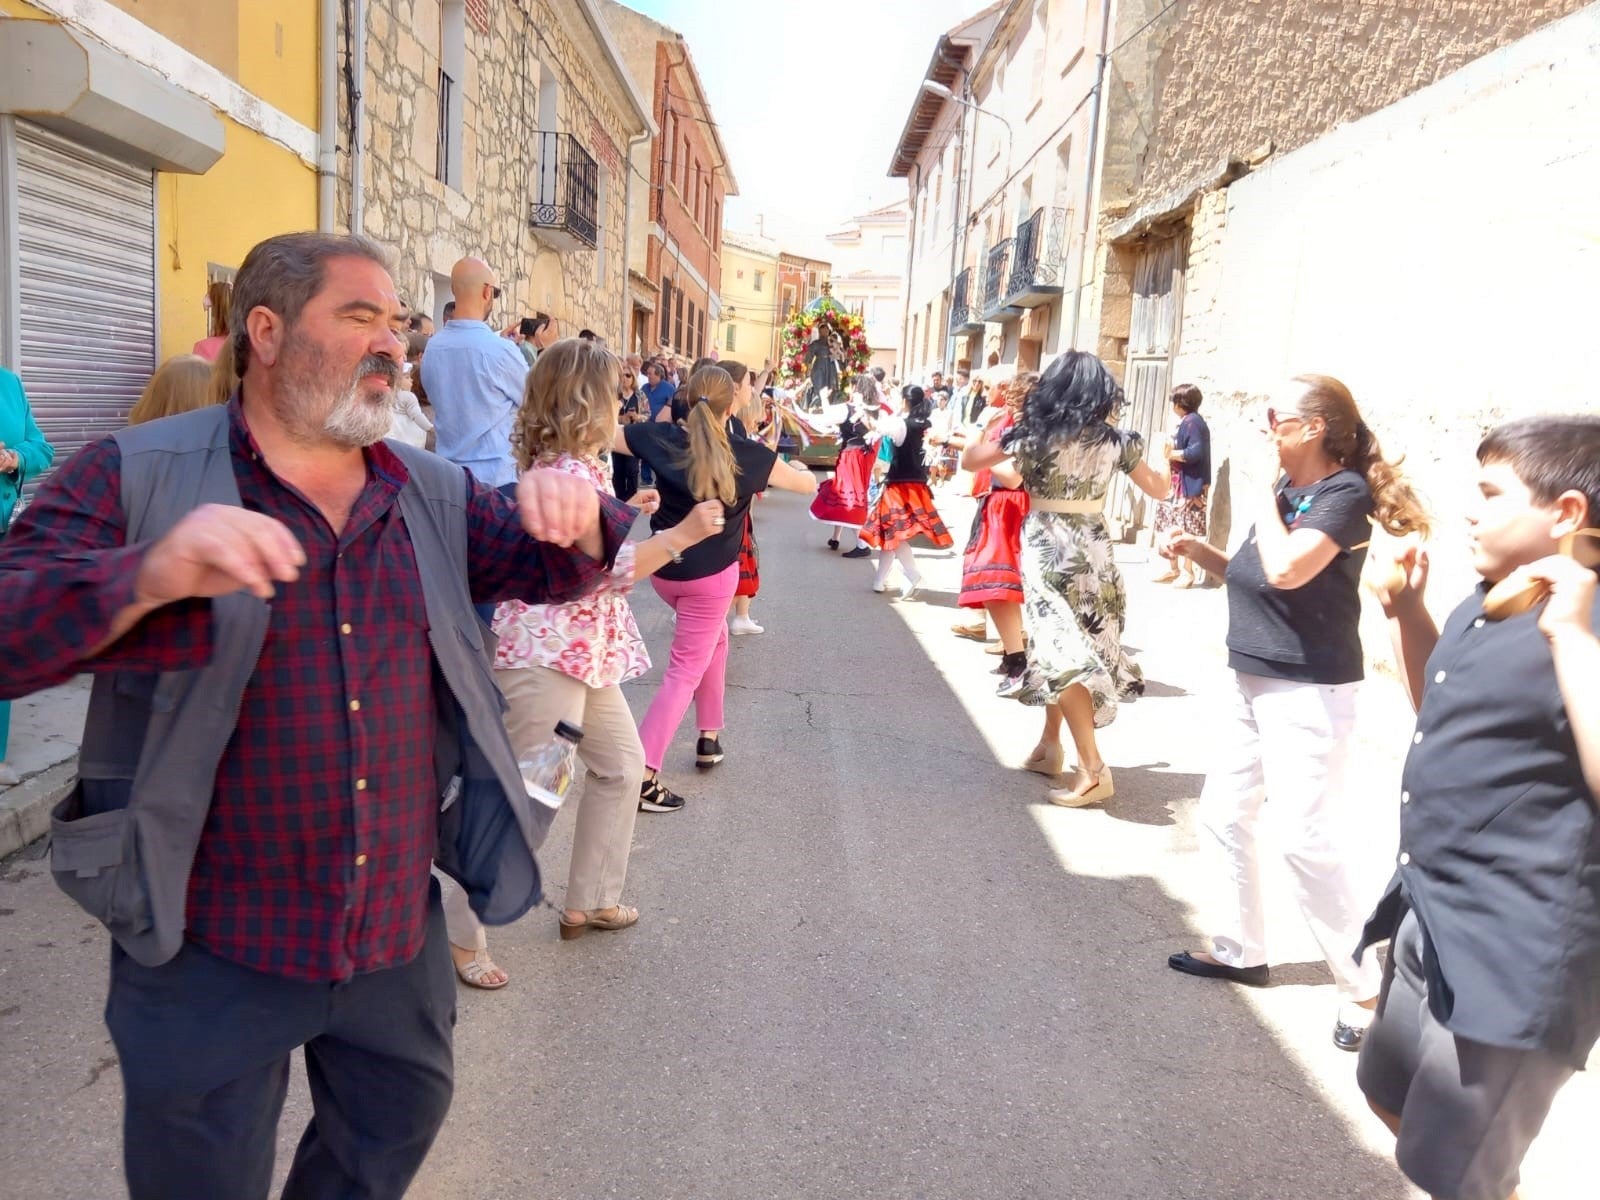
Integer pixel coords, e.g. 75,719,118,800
320,353,401,448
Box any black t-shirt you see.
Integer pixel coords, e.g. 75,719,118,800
1224,468,1374,684
623,422,776,581
886,418,931,484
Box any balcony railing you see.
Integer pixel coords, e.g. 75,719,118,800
529,132,598,251
981,238,1014,319
950,266,980,332
1004,206,1068,306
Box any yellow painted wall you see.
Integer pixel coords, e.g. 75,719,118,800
720,244,781,369
238,0,319,129
0,0,50,18
105,0,239,74
157,117,318,359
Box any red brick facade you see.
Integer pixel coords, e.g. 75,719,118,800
644,41,730,362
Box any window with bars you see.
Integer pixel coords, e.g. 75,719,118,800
674,288,685,349
660,278,673,344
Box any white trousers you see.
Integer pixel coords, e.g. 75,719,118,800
1200,671,1383,1001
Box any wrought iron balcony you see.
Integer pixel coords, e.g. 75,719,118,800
529,132,598,251
950,266,983,335
1003,206,1068,308
981,237,1022,322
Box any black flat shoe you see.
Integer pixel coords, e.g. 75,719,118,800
1332,1021,1366,1052
841,546,872,558
827,539,840,550
1167,950,1270,988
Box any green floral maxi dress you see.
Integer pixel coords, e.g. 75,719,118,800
1011,428,1145,725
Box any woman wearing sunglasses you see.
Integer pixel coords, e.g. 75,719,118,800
1162,375,1429,1051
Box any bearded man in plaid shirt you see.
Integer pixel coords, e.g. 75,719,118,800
0,233,634,1198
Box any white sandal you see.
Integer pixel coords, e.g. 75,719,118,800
452,946,509,990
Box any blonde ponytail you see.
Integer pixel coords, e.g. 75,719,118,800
679,366,740,505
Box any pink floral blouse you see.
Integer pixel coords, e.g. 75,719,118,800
491,454,651,688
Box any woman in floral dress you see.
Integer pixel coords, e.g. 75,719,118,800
964,351,1171,807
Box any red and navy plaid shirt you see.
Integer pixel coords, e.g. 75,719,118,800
0,401,631,981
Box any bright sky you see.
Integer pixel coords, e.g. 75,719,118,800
623,0,985,255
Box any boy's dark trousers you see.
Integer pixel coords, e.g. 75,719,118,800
107,886,456,1200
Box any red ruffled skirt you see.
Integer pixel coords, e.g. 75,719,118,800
960,488,1029,608
861,481,954,552
736,512,759,598
809,445,874,528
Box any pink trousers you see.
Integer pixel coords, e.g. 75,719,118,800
638,562,738,771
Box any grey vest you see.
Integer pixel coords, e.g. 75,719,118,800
49,406,551,967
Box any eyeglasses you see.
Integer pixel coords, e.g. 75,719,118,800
1266,408,1306,431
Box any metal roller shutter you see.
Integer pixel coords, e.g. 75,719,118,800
15,121,156,479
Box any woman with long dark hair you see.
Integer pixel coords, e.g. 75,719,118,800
613,366,817,810
1162,374,1429,1050
963,352,1171,805
859,385,953,597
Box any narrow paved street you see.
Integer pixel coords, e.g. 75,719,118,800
0,488,1589,1198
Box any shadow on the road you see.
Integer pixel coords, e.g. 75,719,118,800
1097,763,1202,826
1138,678,1189,699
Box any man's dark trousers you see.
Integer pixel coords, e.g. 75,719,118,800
107,884,456,1199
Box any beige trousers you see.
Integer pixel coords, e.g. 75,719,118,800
442,666,645,948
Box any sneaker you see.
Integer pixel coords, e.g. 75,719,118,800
729,616,764,636
695,736,724,769
995,652,1029,698
639,777,685,813
898,577,921,601
841,546,872,559
872,581,890,594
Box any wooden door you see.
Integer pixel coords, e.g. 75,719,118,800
1108,232,1187,537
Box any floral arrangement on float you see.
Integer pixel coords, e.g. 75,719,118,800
780,290,872,385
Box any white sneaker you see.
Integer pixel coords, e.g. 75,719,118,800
872,581,890,594
729,616,764,636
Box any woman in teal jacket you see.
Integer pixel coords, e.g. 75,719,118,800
1,366,54,783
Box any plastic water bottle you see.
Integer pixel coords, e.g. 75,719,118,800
519,721,584,812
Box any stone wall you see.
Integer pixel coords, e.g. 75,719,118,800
344,0,640,340
1115,0,1591,217
1171,3,1600,620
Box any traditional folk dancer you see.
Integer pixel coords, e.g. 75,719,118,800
811,379,878,552
860,386,954,598
957,372,1038,697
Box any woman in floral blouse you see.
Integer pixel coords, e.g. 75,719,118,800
446,340,722,986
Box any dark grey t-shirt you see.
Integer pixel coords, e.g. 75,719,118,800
1224,468,1373,684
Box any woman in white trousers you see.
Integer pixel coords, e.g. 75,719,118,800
1161,375,1429,1050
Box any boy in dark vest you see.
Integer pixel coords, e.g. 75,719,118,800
1359,414,1600,1200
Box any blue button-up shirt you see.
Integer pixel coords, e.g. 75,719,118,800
420,320,527,487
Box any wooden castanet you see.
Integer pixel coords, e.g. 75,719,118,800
1482,529,1594,621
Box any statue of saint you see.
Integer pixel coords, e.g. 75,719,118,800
803,324,843,406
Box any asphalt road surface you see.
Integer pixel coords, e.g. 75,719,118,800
2,486,1588,1198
